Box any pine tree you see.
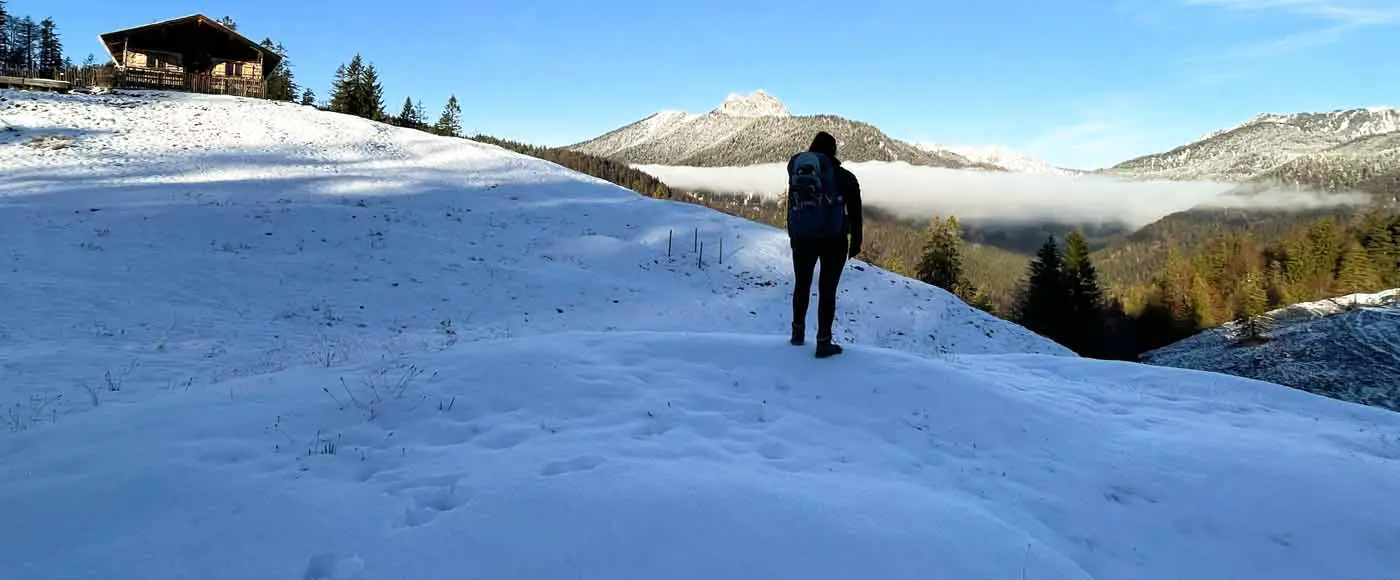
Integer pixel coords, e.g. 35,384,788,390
434,95,462,137
259,39,296,101
397,96,421,128
217,16,238,31
358,63,385,120
82,53,94,68
1152,248,1204,335
36,17,60,76
414,99,428,128
1062,228,1105,354
342,55,365,115
1360,212,1400,286
1015,236,1069,344
1232,266,1269,343
9,16,36,70
0,1,9,68
914,216,965,295
1303,218,1343,295
1334,240,1382,295
1265,260,1294,306
299,88,316,106
327,64,349,112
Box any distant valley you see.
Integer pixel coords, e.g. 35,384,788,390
573,91,1400,261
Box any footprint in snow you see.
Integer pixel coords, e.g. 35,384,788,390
303,553,364,580
756,440,789,460
396,480,469,528
538,455,606,477
476,428,532,450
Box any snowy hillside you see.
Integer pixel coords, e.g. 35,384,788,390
4,90,1400,580
1108,106,1400,189
569,91,1000,170
1144,289,1400,411
916,142,1077,175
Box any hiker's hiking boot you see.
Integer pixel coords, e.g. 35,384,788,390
790,323,805,346
815,336,843,359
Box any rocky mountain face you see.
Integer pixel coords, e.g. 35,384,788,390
1107,107,1400,199
712,90,790,118
1142,289,1400,413
1244,131,1400,200
569,91,1004,170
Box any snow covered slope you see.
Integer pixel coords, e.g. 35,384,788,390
570,91,1000,170
4,90,1400,580
916,142,1078,175
0,88,1060,424
1107,107,1400,189
1144,289,1400,411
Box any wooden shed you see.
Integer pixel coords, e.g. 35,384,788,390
98,14,281,97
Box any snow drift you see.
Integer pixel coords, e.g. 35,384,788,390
2,90,1399,580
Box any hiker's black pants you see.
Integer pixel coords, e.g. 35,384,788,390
792,236,848,341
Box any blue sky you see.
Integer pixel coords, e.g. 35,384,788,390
24,0,1400,169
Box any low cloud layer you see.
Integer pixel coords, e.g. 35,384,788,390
635,162,1369,228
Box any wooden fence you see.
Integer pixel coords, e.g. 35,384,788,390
0,66,265,98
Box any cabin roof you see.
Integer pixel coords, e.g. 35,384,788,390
98,14,282,74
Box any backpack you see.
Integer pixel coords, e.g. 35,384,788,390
786,151,845,241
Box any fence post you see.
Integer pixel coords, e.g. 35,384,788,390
699,242,704,269
667,230,672,257
719,235,723,265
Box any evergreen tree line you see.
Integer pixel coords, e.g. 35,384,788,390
326,53,388,121
0,1,67,75
1130,211,1400,351
1010,232,1135,358
259,38,297,101
472,134,677,200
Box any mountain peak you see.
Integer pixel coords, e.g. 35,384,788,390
713,90,790,118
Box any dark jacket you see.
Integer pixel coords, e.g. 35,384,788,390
832,157,863,253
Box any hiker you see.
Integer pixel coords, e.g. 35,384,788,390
786,131,862,358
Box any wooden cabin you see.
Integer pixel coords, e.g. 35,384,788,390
98,14,281,97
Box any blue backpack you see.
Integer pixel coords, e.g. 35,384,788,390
786,151,845,241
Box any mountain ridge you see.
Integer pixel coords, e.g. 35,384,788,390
1106,106,1400,196
569,91,1005,170
915,142,1079,175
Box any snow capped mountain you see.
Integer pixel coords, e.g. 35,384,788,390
1243,130,1400,200
916,142,1077,175
1108,106,1400,189
5,89,1400,580
570,91,1001,170
713,90,790,118
1144,289,1400,412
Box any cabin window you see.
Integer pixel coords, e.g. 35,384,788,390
224,62,244,76
144,52,181,70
